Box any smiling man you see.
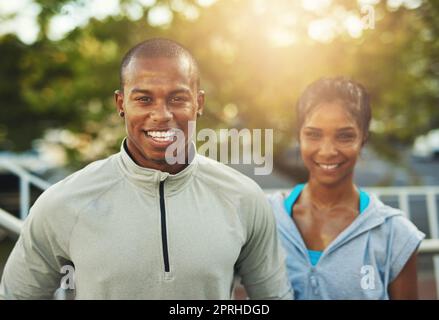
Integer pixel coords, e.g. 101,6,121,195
0,38,292,300
116,41,203,174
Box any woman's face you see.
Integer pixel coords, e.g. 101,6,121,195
299,101,364,187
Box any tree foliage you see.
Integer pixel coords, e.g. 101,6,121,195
0,0,438,176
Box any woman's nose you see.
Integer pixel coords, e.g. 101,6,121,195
318,139,338,157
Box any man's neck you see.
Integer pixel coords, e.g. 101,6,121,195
124,140,190,174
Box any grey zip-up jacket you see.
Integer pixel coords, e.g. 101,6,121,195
0,141,292,300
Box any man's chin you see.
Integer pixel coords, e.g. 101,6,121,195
142,149,168,163
149,156,170,164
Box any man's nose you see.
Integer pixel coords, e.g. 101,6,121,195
150,101,173,122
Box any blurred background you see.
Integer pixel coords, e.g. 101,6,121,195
0,0,439,299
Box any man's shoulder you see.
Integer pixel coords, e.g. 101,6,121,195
194,154,264,196
35,153,123,212
54,153,120,187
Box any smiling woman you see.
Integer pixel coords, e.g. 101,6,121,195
268,77,425,300
296,78,370,187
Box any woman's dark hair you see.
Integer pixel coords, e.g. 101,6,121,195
296,77,372,145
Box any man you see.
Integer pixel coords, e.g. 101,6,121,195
0,38,292,299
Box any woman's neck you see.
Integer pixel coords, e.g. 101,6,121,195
305,177,358,210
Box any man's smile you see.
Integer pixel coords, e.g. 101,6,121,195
142,128,180,148
144,129,177,142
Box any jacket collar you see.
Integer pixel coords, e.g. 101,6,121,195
116,138,199,195
322,194,402,256
275,192,403,258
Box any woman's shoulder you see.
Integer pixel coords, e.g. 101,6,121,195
371,200,426,282
365,194,425,256
266,190,288,210
266,184,306,222
266,184,304,206
368,194,423,235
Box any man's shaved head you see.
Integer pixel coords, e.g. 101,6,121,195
119,38,200,91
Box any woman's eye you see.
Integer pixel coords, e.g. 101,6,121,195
337,133,355,141
305,131,321,139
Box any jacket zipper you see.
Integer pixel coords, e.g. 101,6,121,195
159,180,170,273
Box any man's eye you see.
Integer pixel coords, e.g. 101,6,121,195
170,96,186,103
137,97,152,103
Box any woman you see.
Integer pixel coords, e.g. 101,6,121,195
268,77,425,299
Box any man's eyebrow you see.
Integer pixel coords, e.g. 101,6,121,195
129,88,192,95
130,88,153,95
169,88,192,95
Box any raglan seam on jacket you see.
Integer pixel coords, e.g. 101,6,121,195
191,168,256,245
66,175,126,257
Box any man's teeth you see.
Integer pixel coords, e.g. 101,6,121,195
318,163,340,170
146,130,175,141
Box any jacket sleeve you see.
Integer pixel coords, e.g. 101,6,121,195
388,215,425,283
0,188,73,300
235,187,293,300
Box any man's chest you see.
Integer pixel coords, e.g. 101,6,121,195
68,192,245,283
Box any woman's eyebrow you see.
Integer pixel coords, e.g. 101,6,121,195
304,127,322,131
336,127,356,132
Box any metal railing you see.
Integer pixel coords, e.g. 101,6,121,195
0,207,23,235
0,159,51,220
0,159,51,236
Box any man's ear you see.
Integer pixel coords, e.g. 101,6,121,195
114,89,124,115
197,89,205,116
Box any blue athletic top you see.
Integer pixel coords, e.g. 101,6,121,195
283,183,370,266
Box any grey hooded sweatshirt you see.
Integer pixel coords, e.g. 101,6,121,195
268,190,425,300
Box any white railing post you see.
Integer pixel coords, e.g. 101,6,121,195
19,177,30,220
0,208,24,235
0,159,51,221
426,191,439,298
398,191,411,219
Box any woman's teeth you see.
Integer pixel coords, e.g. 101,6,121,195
318,163,340,170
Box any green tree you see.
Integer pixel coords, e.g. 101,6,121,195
0,0,437,179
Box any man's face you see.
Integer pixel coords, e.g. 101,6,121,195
115,56,204,171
